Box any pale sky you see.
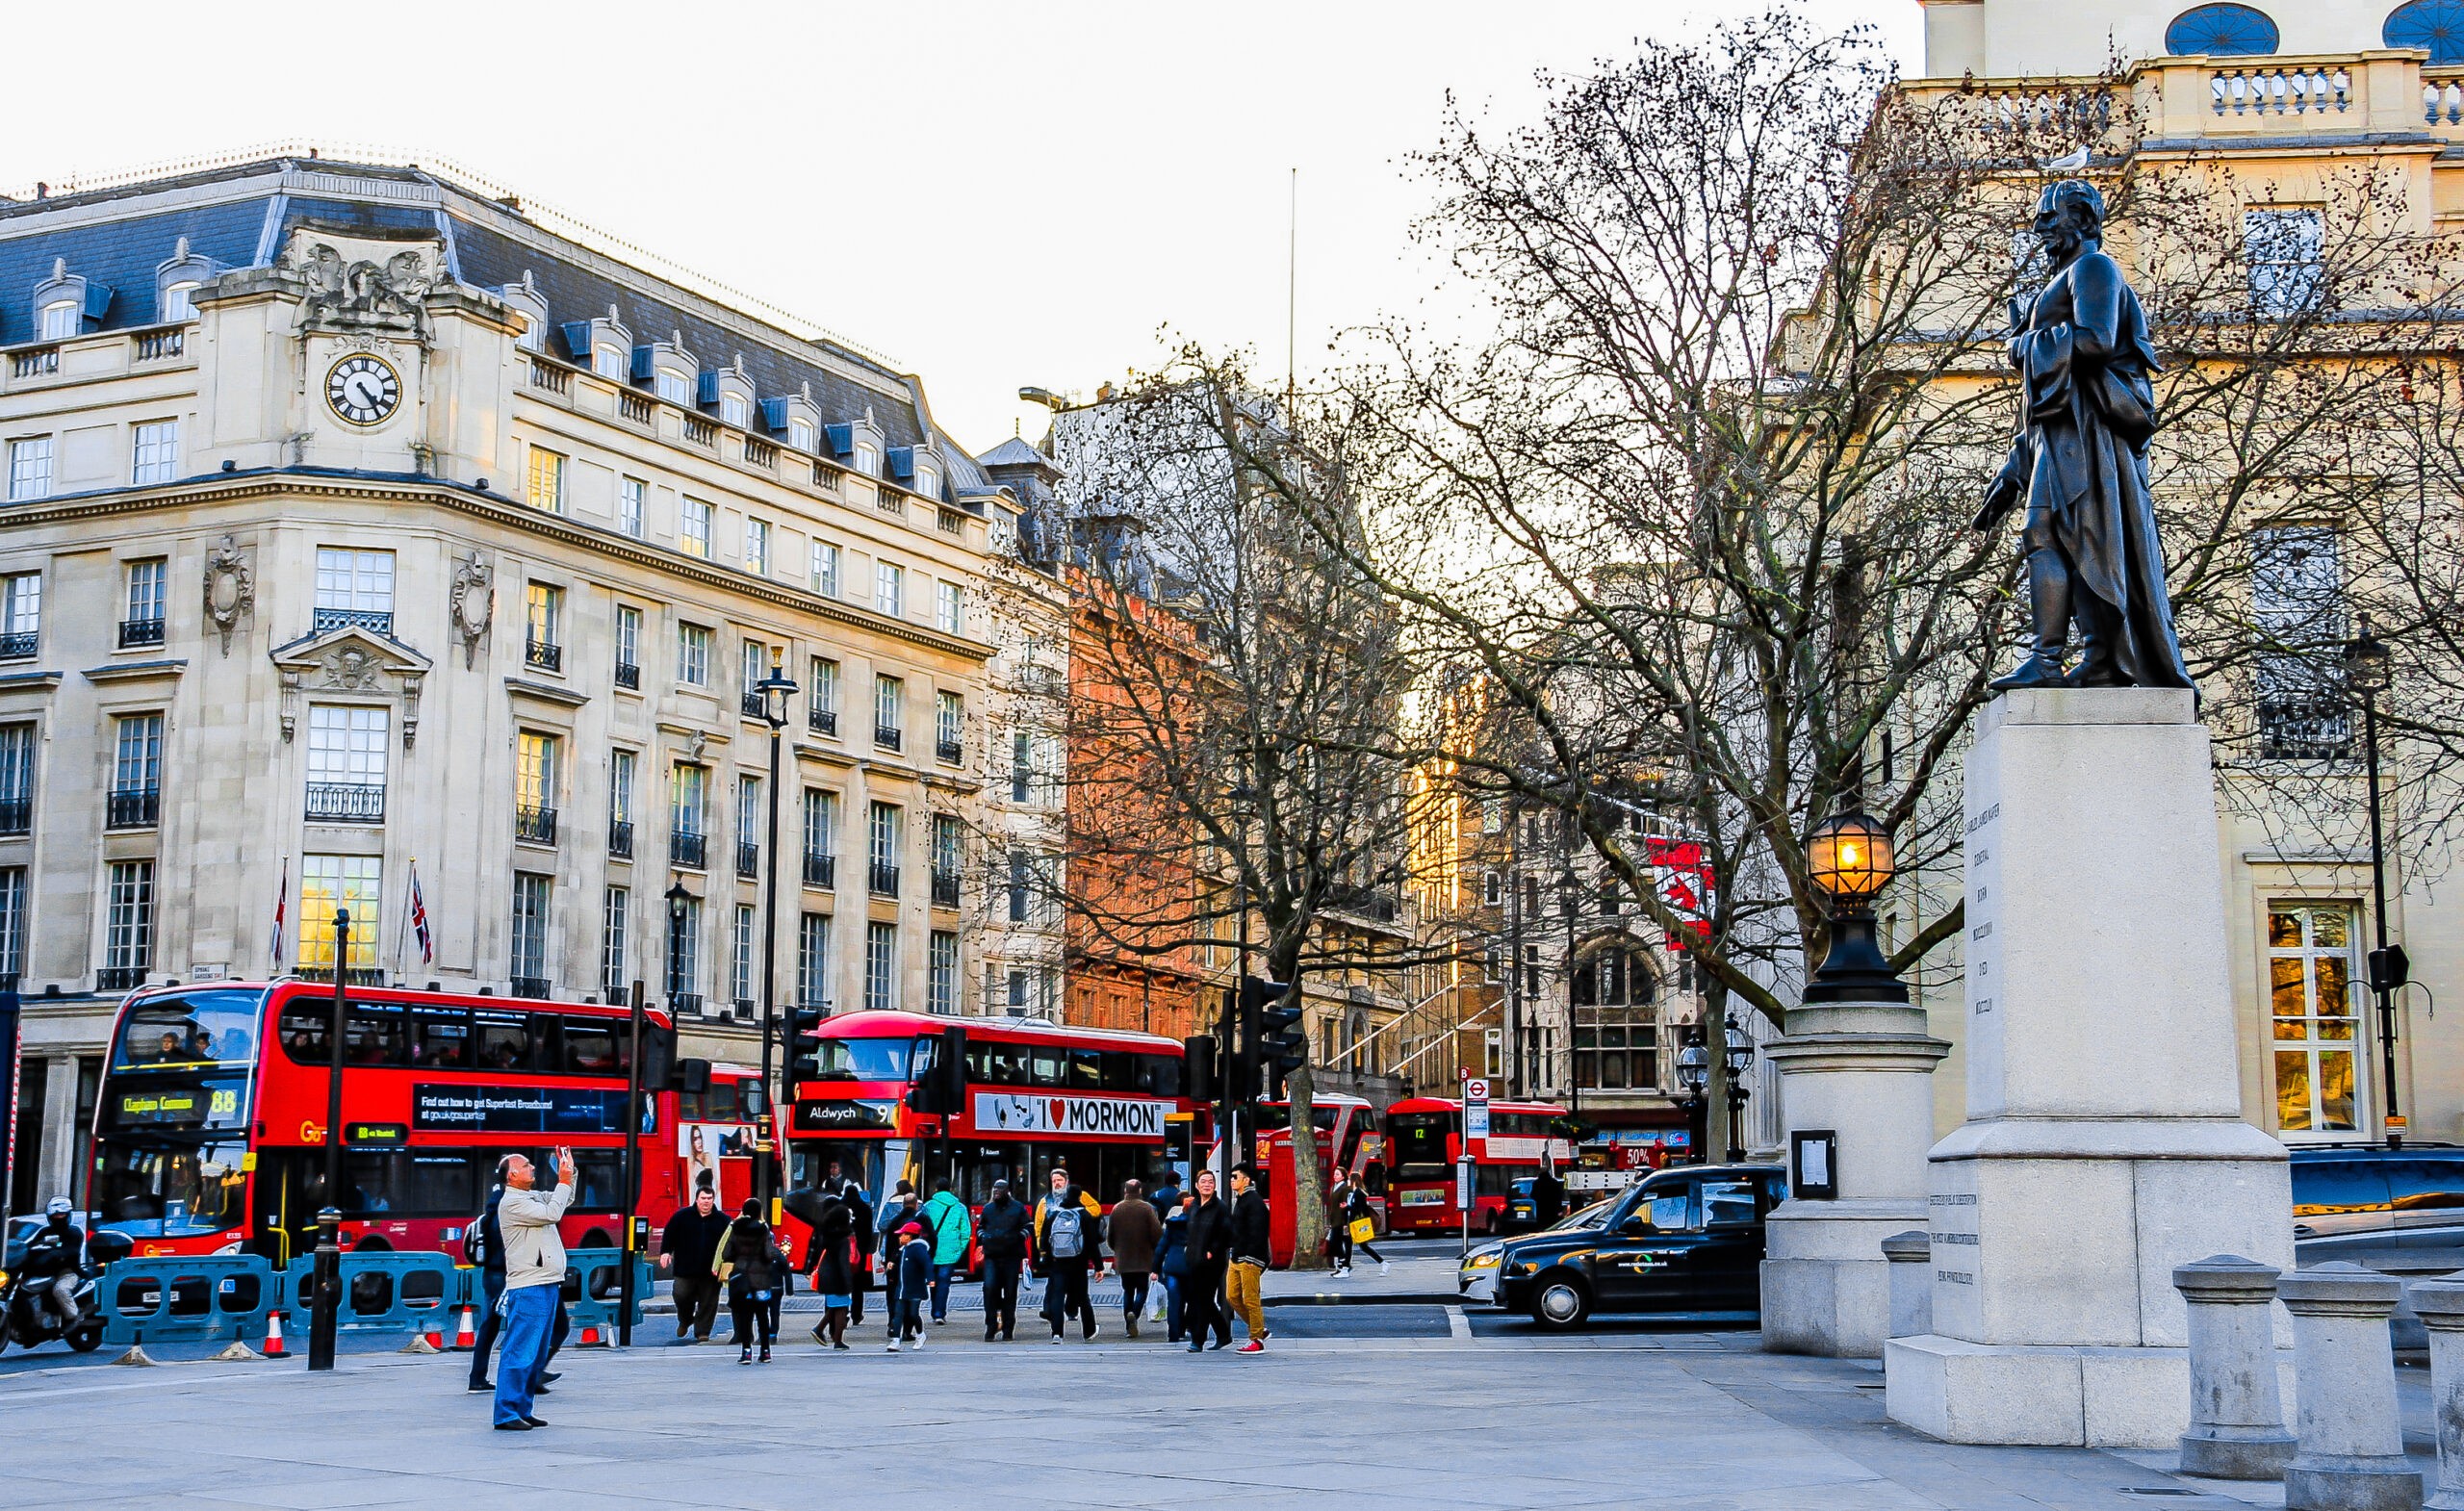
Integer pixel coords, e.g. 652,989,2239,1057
2,1,1918,457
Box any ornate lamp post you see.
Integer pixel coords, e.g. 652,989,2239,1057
1674,1027,1709,1165
1802,811,1905,1004
753,650,798,1207
308,907,349,1372
1721,1015,1755,1163
2343,618,2406,1146
665,881,690,1009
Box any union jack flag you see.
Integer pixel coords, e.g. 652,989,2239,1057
270,858,288,965
406,860,433,965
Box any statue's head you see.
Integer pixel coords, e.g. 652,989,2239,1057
2033,178,2106,259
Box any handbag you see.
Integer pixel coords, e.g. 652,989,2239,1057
1348,1216,1376,1245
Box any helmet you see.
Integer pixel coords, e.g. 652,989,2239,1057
43,1196,71,1219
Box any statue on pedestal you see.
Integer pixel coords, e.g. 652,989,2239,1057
1975,179,2194,692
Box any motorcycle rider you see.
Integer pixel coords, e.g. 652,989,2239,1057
18,1197,87,1327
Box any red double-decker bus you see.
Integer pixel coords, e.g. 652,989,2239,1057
1380,1096,1572,1237
1248,1093,1378,1267
784,1011,1194,1240
86,980,712,1262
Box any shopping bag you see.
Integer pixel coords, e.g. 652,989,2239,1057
1348,1216,1376,1245
1145,1288,1167,1323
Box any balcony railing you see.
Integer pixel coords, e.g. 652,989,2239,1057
525,638,563,673
312,607,394,636
738,841,760,880
672,829,706,869
683,416,718,448
0,797,27,835
292,964,385,986
619,391,655,426
668,991,705,1016
107,788,160,830
2258,696,2355,761
528,359,570,396
515,804,558,846
133,329,185,363
510,976,552,1000
875,725,902,752
608,819,634,859
931,870,961,909
615,661,640,691
305,781,385,824
869,861,900,898
11,346,59,380
808,706,837,736
95,964,147,992
803,852,836,889
743,438,777,469
741,691,769,720
0,631,35,660
936,736,962,765
117,617,165,649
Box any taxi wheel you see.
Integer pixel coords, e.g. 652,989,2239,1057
1530,1270,1591,1331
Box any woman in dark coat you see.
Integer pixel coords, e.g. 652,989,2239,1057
718,1199,780,1364
803,1196,859,1350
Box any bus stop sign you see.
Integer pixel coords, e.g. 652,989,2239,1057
1463,1078,1490,1142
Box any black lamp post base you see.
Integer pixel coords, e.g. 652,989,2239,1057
1803,911,1911,1004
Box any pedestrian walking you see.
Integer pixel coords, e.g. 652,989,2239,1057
975,1178,1031,1342
803,1194,859,1350
886,1220,931,1350
1227,1162,1271,1353
716,1199,779,1365
491,1148,574,1431
1033,1166,1105,1344
919,1178,974,1325
1325,1172,1389,1276
462,1180,505,1392
1156,1191,1193,1344
844,1183,876,1326
1107,1179,1162,1339
875,1182,919,1341
1183,1168,1233,1353
764,1225,794,1344
657,1187,731,1343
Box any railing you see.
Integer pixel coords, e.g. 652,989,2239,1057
743,438,777,469
869,861,900,898
132,329,184,363
515,804,558,846
2258,697,2354,760
2211,63,2350,119
804,852,835,889
672,829,706,869
619,391,655,426
811,461,838,491
525,638,562,673
935,736,962,765
615,661,639,690
312,607,394,636
96,964,147,992
877,493,904,521
931,870,960,909
510,976,552,1000
0,631,34,660
528,359,570,396
737,841,759,880
741,691,769,720
304,781,385,824
117,618,164,649
875,725,902,752
0,797,27,835
808,706,837,736
669,991,705,1016
10,346,58,379
683,415,718,448
292,964,385,986
107,789,160,829
608,819,633,859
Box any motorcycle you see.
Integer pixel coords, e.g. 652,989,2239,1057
0,1234,118,1354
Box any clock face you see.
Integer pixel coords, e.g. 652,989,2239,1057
325,354,401,427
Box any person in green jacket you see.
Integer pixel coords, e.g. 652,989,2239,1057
920,1178,975,1325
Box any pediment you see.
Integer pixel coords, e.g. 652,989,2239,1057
270,624,431,685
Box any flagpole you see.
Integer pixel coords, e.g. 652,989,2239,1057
396,858,415,981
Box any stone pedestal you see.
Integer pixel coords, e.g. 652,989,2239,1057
1884,1230,1933,1340
2402,1278,2464,1511
2281,1264,2422,1511
1885,689,2294,1449
1760,996,1948,1357
2174,1255,2296,1480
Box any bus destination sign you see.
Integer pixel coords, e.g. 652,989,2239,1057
346,1121,409,1146
412,1084,631,1135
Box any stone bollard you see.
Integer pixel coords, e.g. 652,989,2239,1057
1882,1230,1931,1340
2171,1255,2295,1479
2279,1262,2424,1511
2407,1278,2464,1511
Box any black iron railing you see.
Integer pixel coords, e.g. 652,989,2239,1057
615,662,640,691
96,964,147,992
117,618,165,649
107,789,159,829
804,852,835,889
312,607,393,636
936,737,962,765
875,725,902,752
305,782,385,824
526,638,563,673
0,797,29,835
515,805,558,846
608,820,633,859
0,631,35,660
808,707,837,736
510,976,552,1000
869,861,900,898
672,830,706,869
931,870,961,909
738,841,759,880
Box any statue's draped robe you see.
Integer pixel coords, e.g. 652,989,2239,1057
2011,249,2194,689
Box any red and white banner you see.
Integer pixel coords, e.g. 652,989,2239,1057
972,1092,1168,1139
1645,836,1715,942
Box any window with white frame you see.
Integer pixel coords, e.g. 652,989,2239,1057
936,580,962,634
809,657,839,724
602,885,629,995
936,690,962,762
0,724,33,825
732,903,757,1005
856,439,882,477
8,438,52,501
876,561,904,617
124,558,167,629
671,762,707,842
865,920,897,1012
670,895,702,999
868,800,901,874
875,675,904,744
0,866,24,979
788,419,817,453
929,930,959,1014
803,786,837,860
130,421,179,485
719,393,751,430
593,343,627,381
610,748,636,828
811,540,841,597
744,517,771,575
1483,870,1504,907
114,714,162,798
511,872,552,986
678,623,711,685
797,912,830,1008
736,775,763,866
161,283,198,323
740,639,767,708
618,475,646,538
295,855,379,973
305,704,389,807
314,548,394,625
680,498,712,558
615,605,641,680
516,730,560,817
2269,902,2366,1135
654,367,693,405
526,582,563,656
38,301,76,341
526,446,567,513
2248,207,2325,319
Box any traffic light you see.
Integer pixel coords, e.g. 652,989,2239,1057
788,1005,828,1083
907,1024,967,1116
1241,976,1304,1101
1183,1035,1217,1103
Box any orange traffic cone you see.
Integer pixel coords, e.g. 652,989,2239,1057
452,1305,476,1350
263,1310,287,1359
579,1324,602,1346
422,1320,446,1350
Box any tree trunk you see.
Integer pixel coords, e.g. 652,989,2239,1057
1286,1057,1330,1270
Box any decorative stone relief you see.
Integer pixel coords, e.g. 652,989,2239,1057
319,646,386,692
202,536,253,655
284,236,445,339
449,551,494,670
400,674,424,750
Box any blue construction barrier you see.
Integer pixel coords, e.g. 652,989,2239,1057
99,1254,278,1347
284,1249,468,1337
562,1248,651,1344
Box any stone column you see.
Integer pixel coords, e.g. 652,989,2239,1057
2406,1277,2464,1511
1760,996,1948,1357
1883,1230,1932,1340
2173,1255,2295,1480
2279,1263,2423,1511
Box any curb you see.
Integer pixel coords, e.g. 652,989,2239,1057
1265,1291,1464,1308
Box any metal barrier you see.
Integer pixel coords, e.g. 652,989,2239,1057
284,1249,469,1336
99,1254,278,1347
562,1248,651,1344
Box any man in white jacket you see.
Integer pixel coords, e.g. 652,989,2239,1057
492,1147,574,1431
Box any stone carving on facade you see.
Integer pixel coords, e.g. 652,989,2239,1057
271,627,430,746
318,646,386,692
282,233,445,339
449,551,494,669
202,535,253,655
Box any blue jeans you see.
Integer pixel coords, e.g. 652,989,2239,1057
1163,1273,1187,1342
930,1261,958,1322
1120,1271,1150,1322
492,1285,556,1426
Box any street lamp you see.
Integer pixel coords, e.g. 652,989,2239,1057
309,906,349,1372
1802,811,1908,1005
1674,1027,1709,1166
1721,1015,1755,1164
753,648,798,1209
2344,616,2407,1147
665,880,691,1007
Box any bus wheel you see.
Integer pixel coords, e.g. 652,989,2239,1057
353,1236,392,1252
66,1323,103,1353
577,1229,613,1248
1530,1271,1591,1331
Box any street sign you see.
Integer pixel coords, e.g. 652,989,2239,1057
1464,1078,1489,1104
1463,1076,1490,1141
1455,1154,1475,1211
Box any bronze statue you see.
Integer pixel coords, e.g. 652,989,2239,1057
1976,180,2193,691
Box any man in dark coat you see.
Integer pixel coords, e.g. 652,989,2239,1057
1107,1179,1163,1339
657,1187,731,1343
1182,1168,1234,1352
974,1178,1032,1342
1226,1163,1272,1352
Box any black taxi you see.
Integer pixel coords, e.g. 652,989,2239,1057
1463,1163,1784,1329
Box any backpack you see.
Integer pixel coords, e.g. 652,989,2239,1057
1047,1197,1085,1258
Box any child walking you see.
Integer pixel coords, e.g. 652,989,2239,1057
886,1219,931,1351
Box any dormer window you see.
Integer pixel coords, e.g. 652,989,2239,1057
635,331,698,406
914,457,940,499
496,271,551,353
561,306,633,381
857,439,883,476
788,419,817,452
155,238,219,325
763,383,824,455
32,258,110,342
38,302,77,341
160,285,199,323
701,358,756,430
720,393,750,427
655,367,691,404
826,407,887,478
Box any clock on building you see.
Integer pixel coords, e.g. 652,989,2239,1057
324,353,401,426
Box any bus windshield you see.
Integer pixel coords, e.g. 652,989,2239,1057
112,989,266,1072
91,1136,248,1237
813,1037,914,1083
1388,1113,1454,1177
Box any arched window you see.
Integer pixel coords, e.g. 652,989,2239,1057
2387,0,2464,63
2166,4,2281,55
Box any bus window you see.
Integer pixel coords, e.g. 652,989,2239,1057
474,1012,531,1071
1133,1053,1178,1097
1028,1044,1065,1087
1067,1048,1103,1091
814,1036,914,1082
571,1150,630,1212
343,1151,481,1216
1388,1114,1453,1176
412,1007,472,1068
346,1003,408,1065
114,990,264,1070
557,1016,627,1076
279,1001,331,1063
1099,1051,1134,1092
705,1081,740,1122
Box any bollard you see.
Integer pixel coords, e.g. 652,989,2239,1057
2172,1255,2295,1480
1881,1230,1931,1340
2279,1262,2423,1511
2407,1278,2464,1511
